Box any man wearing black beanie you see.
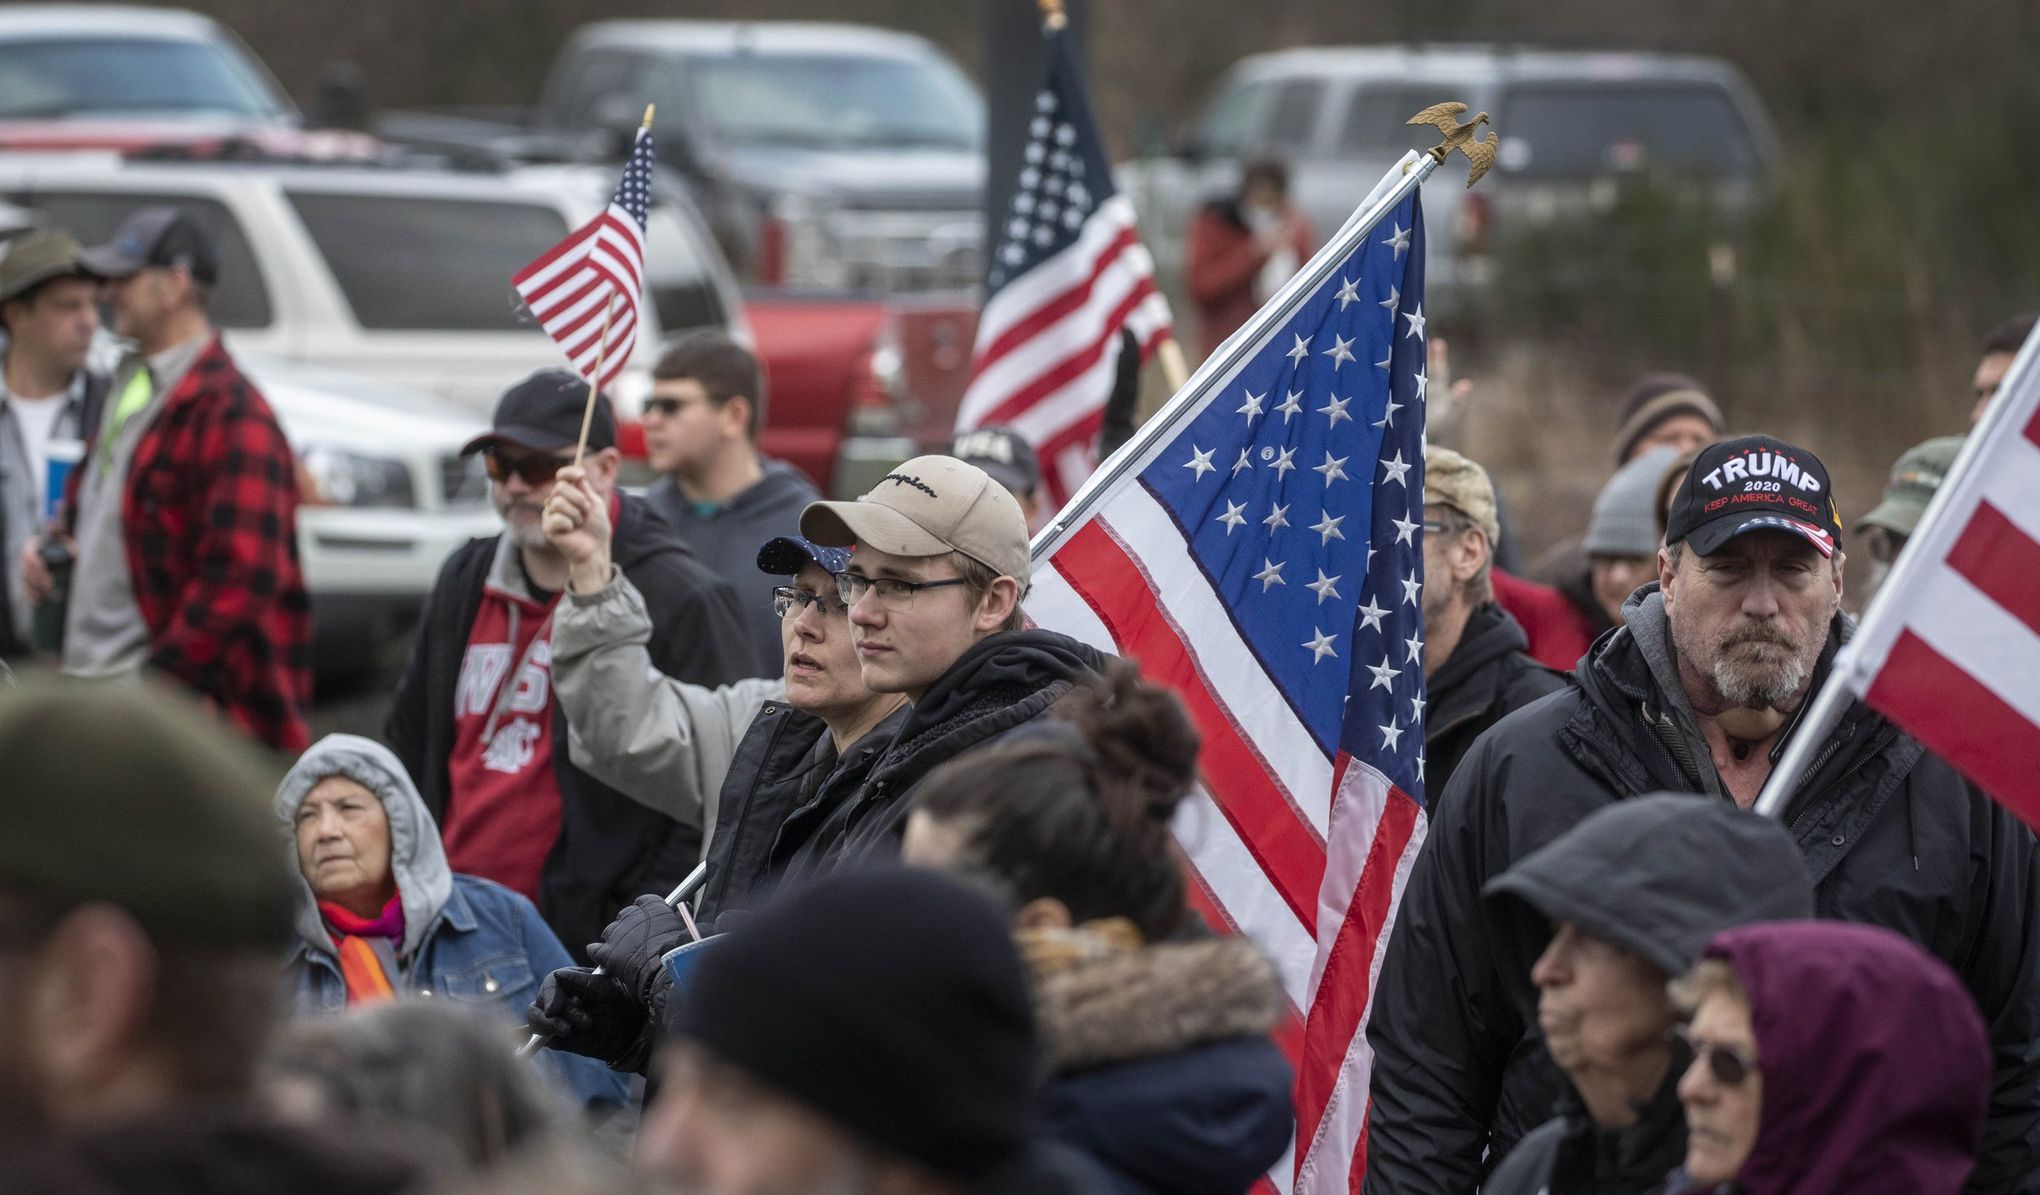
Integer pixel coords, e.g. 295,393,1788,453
636,866,1106,1195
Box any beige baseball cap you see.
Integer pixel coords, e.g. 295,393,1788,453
1423,446,1500,544
801,455,1031,585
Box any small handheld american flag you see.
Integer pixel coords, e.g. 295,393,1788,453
513,110,655,399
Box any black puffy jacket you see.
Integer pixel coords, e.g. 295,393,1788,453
1362,587,2040,1195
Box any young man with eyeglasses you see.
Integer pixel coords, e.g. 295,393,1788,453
1419,447,1564,798
524,455,1102,1073
384,369,755,959
640,331,821,674
1477,795,1812,1195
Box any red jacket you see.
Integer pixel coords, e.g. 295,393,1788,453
1185,200,1314,359
1490,569,1598,673
70,335,311,751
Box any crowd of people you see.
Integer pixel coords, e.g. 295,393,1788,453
0,194,2036,1195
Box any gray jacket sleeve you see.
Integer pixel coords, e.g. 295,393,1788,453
552,568,782,845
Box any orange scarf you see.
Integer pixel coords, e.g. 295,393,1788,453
319,895,403,1005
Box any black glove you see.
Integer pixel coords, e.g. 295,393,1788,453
588,894,691,1003
526,966,645,1066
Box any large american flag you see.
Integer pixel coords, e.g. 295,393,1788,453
1029,158,1433,1193
1827,319,2040,828
956,22,1173,509
513,125,654,391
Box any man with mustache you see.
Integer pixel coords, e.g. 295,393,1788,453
1363,435,2040,1195
385,370,754,957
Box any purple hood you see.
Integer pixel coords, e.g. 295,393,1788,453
1706,921,1989,1195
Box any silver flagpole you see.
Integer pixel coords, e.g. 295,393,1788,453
1031,150,1440,563
516,860,709,1059
1753,318,2040,818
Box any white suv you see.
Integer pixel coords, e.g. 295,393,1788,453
0,155,747,415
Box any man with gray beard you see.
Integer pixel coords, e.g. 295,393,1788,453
1362,435,2040,1195
386,370,754,957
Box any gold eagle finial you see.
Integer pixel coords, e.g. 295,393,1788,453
1407,101,1499,187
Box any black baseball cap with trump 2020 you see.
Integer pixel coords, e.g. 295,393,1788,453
1665,434,1845,559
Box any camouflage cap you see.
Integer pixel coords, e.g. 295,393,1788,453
0,674,294,949
1860,436,1964,539
1423,446,1500,544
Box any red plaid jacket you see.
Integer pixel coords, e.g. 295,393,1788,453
68,336,311,751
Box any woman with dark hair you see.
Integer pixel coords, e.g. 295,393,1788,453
904,662,1294,1195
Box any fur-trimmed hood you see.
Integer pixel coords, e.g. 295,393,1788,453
1035,934,1286,1075
1034,934,1295,1195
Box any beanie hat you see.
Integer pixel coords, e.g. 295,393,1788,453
1611,372,1725,465
673,866,1038,1179
1585,446,1680,557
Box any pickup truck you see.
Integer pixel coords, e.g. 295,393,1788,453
376,19,989,494
1119,45,1781,321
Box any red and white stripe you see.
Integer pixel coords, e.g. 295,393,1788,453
1029,479,1427,1193
1847,351,2040,827
512,204,645,391
959,194,1172,508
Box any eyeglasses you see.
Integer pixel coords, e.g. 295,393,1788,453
772,585,848,620
836,572,971,608
1674,1024,1758,1087
482,446,571,486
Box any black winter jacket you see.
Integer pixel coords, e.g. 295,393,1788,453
694,700,911,928
1423,602,1566,798
1480,1061,1686,1195
386,495,756,959
776,627,1105,886
1362,587,2040,1195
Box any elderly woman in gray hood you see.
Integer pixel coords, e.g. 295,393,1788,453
276,734,627,1112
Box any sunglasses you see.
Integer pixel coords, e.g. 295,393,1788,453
1674,1024,1758,1086
482,446,572,486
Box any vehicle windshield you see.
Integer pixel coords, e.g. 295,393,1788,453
684,51,982,150
1496,84,1758,178
0,37,293,121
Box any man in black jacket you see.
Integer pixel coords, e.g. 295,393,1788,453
1420,446,1565,797
1479,795,1813,1195
1364,435,2040,1195
385,370,755,959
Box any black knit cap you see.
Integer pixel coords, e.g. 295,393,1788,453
673,866,1038,1179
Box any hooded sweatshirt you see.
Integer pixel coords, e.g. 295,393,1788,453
1696,921,1991,1195
276,734,626,1110
1479,794,1814,1195
646,458,821,674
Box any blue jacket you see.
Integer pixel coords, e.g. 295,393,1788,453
278,734,628,1112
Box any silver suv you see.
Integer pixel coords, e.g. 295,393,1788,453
1121,45,1780,316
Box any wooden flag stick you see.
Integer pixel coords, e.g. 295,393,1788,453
569,102,657,466
572,292,620,466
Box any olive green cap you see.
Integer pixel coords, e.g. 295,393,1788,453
1860,436,1964,538
0,674,294,948
0,229,97,304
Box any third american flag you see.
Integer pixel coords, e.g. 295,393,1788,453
1028,157,1434,1192
512,123,654,391
955,21,1173,509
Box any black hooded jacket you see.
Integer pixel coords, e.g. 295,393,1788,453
1481,1065,1687,1195
1423,602,1566,798
1362,586,2040,1195
386,494,757,960
694,700,912,929
776,627,1106,887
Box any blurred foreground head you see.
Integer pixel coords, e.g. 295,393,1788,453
0,675,293,1142
641,867,1041,1195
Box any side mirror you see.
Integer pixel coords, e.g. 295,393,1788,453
313,62,365,130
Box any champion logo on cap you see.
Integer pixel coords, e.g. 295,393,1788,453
880,473,939,499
